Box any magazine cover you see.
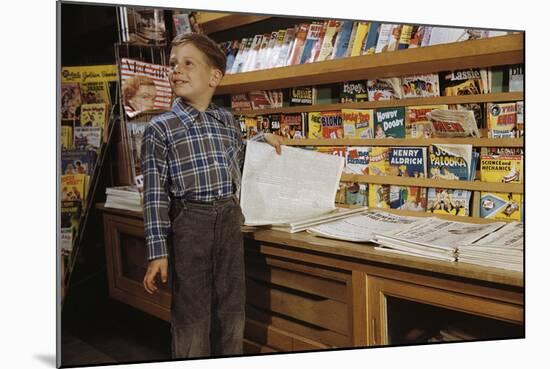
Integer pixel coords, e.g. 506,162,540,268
429,144,473,180
480,155,523,183
374,107,406,138
390,186,427,212
340,81,368,103
231,93,252,111
342,109,374,139
120,58,171,118
388,147,428,177
344,146,371,174
345,183,368,206
366,78,402,101
427,188,471,216
61,174,88,205
80,103,108,130
280,113,305,139
61,82,82,120
440,68,487,96
401,73,440,98
406,105,448,138
314,111,343,139
80,81,111,104
61,150,97,176
487,102,517,138
290,87,316,105
480,192,522,221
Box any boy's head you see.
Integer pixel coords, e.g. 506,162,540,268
168,33,226,103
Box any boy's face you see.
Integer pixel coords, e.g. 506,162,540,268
168,42,222,101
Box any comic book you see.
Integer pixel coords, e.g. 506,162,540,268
249,90,274,110
231,93,252,111
267,114,281,135
340,81,369,103
427,188,471,216
374,107,406,138
427,109,480,138
314,111,343,139
480,192,522,221
344,146,371,175
244,116,259,139
61,174,88,206
120,58,171,118
366,78,402,101
61,125,73,151
316,146,347,159
307,112,323,139
342,109,374,139
440,68,487,96
487,102,517,138
480,155,523,183
346,183,368,206
74,126,102,151
61,83,82,120
406,105,448,138
280,113,305,139
429,144,473,181
61,150,97,176
290,87,317,106
61,200,82,233
80,81,111,105
390,185,427,212
80,103,108,131
388,147,428,177
401,73,440,98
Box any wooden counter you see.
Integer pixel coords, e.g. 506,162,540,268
97,204,524,352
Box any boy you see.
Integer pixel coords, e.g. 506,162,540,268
141,33,283,359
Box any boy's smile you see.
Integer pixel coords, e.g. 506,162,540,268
168,42,223,110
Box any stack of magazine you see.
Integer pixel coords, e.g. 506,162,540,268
457,221,523,271
104,186,143,213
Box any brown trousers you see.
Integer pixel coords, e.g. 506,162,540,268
169,195,246,359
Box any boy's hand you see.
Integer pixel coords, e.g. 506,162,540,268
264,133,284,155
143,257,168,294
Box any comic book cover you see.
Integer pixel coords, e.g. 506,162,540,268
316,146,346,159
487,102,517,138
427,109,480,138
290,87,316,106
61,150,97,176
401,73,440,98
61,83,82,120
315,111,343,139
369,185,390,209
307,112,323,139
374,107,406,138
61,200,82,237
366,78,402,101
427,188,471,216
429,144,473,180
390,186,427,212
480,155,523,183
342,109,374,139
440,68,487,96
120,58,171,118
346,183,368,206
231,93,252,111
74,126,102,151
61,125,73,151
80,81,111,104
80,103,108,131
406,105,448,138
61,174,88,206
244,117,259,139
335,182,347,205
340,81,369,103
344,146,371,175
267,114,281,135
480,192,522,221
350,22,369,57
280,113,305,139
388,147,428,177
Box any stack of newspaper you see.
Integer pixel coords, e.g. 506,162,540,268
372,218,506,262
271,206,369,233
457,221,523,271
307,211,426,242
104,186,143,213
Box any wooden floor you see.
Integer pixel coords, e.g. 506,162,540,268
61,272,172,367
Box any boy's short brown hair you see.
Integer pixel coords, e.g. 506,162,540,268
171,33,227,75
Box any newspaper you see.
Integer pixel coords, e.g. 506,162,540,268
427,109,481,138
271,206,369,233
240,141,344,226
374,218,506,251
306,211,428,242
469,221,524,248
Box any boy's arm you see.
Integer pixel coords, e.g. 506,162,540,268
141,123,171,261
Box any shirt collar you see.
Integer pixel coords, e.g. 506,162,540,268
172,97,227,126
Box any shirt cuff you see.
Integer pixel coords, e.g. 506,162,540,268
249,132,267,143
146,236,169,261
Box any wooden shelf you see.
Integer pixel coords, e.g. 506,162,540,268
282,137,523,148
196,12,271,34
215,34,523,95
232,92,524,116
339,174,524,194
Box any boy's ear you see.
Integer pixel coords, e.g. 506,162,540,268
209,68,223,87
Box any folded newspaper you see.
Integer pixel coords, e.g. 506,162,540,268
240,141,345,226
427,109,481,138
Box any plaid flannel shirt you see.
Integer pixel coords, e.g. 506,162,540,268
141,97,265,260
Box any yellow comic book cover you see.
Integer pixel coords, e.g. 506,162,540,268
316,146,346,159
335,182,348,204
427,188,471,216
245,117,259,139
61,174,88,206
480,192,522,221
80,103,108,130
487,102,517,138
406,104,448,138
80,81,111,104
342,109,374,139
308,112,323,139
368,147,390,208
61,126,73,150
480,155,523,183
